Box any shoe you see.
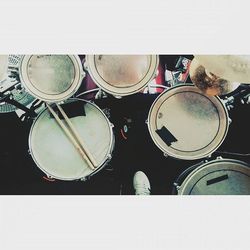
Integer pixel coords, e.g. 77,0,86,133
133,171,151,195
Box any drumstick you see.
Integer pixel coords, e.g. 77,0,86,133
46,103,95,170
56,103,98,167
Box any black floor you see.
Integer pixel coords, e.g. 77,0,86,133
0,90,249,195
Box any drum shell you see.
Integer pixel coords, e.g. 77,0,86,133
19,55,85,102
174,158,250,195
28,98,115,181
84,55,159,96
147,84,230,160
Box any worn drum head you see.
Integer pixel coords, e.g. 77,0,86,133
20,55,85,102
29,99,114,180
148,84,229,160
178,159,250,195
85,55,159,96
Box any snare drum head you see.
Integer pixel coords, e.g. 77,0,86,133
29,99,114,180
178,159,250,195
85,55,159,96
148,84,229,160
20,55,84,102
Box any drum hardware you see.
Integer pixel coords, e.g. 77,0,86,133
146,84,169,90
46,103,97,170
76,88,100,98
76,86,107,101
214,151,250,157
0,78,18,93
19,100,45,122
95,89,109,99
222,85,250,109
42,176,55,182
242,93,250,104
172,160,206,193
0,90,37,117
119,184,123,195
104,163,114,171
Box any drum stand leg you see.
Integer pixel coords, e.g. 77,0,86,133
95,89,108,99
0,93,37,117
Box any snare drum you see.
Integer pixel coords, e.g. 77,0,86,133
19,55,85,102
147,84,229,160
29,99,114,180
173,158,250,195
85,55,159,96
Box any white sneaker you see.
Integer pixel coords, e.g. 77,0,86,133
133,171,151,195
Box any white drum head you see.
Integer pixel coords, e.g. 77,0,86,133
148,85,229,160
20,55,85,102
85,55,159,96
178,159,250,195
29,99,114,180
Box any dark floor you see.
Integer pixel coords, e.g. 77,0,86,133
0,85,249,195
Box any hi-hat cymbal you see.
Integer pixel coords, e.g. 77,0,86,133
194,55,250,83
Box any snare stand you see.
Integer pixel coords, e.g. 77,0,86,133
0,87,38,119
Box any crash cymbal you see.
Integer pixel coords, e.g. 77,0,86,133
189,58,240,96
194,55,250,83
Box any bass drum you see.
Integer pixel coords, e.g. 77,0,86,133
29,98,115,181
173,158,250,195
147,84,229,160
84,55,159,96
19,55,85,102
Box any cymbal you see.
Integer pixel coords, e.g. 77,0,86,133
189,58,240,96
194,55,250,83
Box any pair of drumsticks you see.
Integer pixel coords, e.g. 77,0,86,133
46,103,97,170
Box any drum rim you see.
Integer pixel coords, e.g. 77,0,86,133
85,55,159,96
28,98,115,180
147,84,229,160
19,55,85,102
178,158,250,195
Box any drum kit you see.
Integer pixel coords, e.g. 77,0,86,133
0,54,249,194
